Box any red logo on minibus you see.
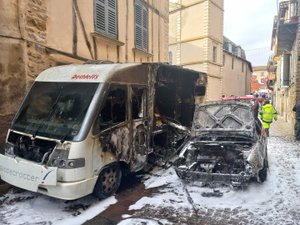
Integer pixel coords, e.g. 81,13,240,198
71,74,99,80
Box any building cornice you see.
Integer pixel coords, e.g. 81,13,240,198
170,0,224,14
169,35,223,45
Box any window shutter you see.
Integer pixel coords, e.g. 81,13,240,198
107,0,117,38
95,0,106,34
135,0,148,52
142,7,148,51
135,2,143,50
95,0,117,39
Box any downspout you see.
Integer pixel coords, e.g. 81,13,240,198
125,0,129,62
72,0,78,56
151,0,154,61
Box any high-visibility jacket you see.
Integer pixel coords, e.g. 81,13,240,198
260,103,277,128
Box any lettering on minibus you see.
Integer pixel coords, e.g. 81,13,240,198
0,165,39,182
71,74,99,80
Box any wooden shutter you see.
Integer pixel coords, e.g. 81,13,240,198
142,6,148,51
135,0,148,52
95,0,106,34
135,1,143,50
107,0,117,38
95,0,117,39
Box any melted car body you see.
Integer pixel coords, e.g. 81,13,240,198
174,101,267,187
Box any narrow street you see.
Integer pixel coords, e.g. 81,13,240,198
0,118,300,225
0,0,299,224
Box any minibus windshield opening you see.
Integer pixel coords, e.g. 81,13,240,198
12,82,99,141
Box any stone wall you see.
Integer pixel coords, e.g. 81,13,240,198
0,0,55,147
297,1,300,101
0,38,26,151
0,38,26,116
23,0,55,86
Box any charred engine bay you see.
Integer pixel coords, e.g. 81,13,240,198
176,139,254,176
6,132,56,164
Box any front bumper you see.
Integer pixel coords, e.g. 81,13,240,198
175,167,252,187
0,154,97,200
37,176,98,200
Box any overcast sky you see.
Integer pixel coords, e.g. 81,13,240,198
224,0,278,66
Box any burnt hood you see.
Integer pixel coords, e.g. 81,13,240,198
191,101,255,137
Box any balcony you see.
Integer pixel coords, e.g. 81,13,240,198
277,0,298,54
267,56,277,73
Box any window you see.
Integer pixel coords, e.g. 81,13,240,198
97,86,127,130
242,62,244,72
232,57,234,69
132,87,147,119
228,43,232,53
168,51,173,64
13,82,98,140
213,46,217,63
95,0,117,39
236,47,242,57
135,0,148,52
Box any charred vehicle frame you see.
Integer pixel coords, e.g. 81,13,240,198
174,101,268,188
0,63,206,200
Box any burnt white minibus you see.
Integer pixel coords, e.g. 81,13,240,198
0,63,206,200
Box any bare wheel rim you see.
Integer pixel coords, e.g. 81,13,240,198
101,167,119,194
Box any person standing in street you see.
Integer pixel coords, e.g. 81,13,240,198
292,101,300,140
259,100,277,137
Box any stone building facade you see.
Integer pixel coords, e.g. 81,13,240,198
169,0,224,101
168,0,252,101
222,37,252,97
0,0,169,146
270,0,298,129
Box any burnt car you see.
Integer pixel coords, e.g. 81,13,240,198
174,101,268,187
222,95,259,118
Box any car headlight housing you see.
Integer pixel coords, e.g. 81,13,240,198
47,143,85,169
4,142,15,155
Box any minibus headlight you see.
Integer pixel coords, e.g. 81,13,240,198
48,149,85,169
49,158,85,169
5,143,15,155
51,159,58,167
58,159,66,168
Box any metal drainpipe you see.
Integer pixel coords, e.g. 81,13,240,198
125,0,129,62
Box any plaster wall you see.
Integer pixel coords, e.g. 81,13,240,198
46,0,168,63
222,52,250,97
0,0,21,38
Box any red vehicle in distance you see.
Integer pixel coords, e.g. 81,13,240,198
222,95,259,117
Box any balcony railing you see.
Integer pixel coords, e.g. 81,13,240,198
276,0,298,53
279,0,298,24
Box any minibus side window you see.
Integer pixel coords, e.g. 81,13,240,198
98,86,127,130
132,87,146,119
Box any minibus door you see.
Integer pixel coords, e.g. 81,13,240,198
130,87,148,171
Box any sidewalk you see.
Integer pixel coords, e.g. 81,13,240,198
269,117,295,139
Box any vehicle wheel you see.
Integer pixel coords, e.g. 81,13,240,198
93,163,122,199
258,160,268,183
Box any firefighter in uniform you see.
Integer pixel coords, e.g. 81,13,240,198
259,100,277,137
